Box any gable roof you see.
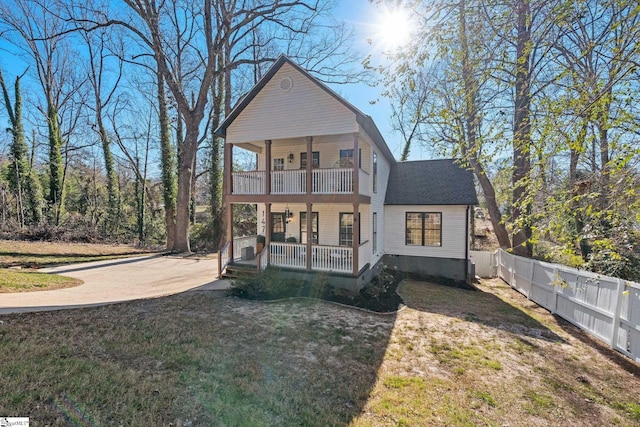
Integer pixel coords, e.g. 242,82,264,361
385,159,478,205
213,55,395,164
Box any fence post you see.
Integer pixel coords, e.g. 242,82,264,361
510,253,516,288
551,267,559,314
610,278,625,350
527,258,535,300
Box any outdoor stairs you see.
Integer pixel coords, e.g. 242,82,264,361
221,263,259,280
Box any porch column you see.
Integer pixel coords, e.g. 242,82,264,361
353,202,359,276
265,203,271,264
265,139,272,195
353,133,359,196
227,202,234,261
306,136,313,194
306,202,312,271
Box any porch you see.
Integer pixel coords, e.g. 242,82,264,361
221,235,370,275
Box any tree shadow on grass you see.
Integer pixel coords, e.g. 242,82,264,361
398,278,565,343
0,290,397,426
554,314,640,376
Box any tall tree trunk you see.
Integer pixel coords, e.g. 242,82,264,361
512,0,533,257
459,0,511,249
0,69,43,225
210,52,225,249
96,113,120,234
157,71,177,250
47,102,64,225
174,128,199,252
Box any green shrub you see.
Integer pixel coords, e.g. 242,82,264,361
226,267,297,299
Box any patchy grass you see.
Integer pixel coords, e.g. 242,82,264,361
0,239,153,269
1,278,639,426
0,269,82,293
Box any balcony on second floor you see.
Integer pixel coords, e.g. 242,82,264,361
232,167,370,196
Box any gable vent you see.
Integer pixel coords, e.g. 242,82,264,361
279,77,293,92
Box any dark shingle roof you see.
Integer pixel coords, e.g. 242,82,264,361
384,159,478,205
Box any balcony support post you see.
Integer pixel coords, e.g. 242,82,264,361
225,142,233,195
306,136,313,194
265,139,271,195
353,133,359,196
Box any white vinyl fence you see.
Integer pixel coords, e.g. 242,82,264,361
470,250,497,278
497,249,640,363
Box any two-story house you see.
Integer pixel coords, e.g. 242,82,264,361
215,56,477,290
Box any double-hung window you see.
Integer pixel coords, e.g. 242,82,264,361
339,212,361,246
300,151,319,169
406,212,442,246
339,149,362,168
300,212,319,244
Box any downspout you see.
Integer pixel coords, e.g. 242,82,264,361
465,205,470,284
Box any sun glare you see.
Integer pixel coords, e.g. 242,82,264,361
375,7,413,50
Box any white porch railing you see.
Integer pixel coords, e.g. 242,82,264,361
312,168,353,194
271,170,306,194
311,245,353,273
257,245,268,271
358,240,371,272
233,235,257,260
270,242,307,269
218,241,232,278
232,171,265,195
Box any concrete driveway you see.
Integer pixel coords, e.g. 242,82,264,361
0,254,230,314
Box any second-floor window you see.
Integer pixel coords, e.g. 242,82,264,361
339,149,362,168
300,151,319,169
273,158,284,171
373,152,378,193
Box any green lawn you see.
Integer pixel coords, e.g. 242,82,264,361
1,280,639,426
0,269,81,292
0,240,153,292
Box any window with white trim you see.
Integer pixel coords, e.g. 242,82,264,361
372,212,377,253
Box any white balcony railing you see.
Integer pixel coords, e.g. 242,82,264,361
232,171,265,195
312,168,353,194
232,167,363,195
271,170,306,194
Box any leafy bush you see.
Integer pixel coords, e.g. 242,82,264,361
190,221,223,252
227,267,296,299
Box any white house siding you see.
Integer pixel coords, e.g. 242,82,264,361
255,134,371,172
384,205,468,260
368,138,391,267
227,63,358,144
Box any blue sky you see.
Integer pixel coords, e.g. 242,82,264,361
0,1,426,162
332,0,423,161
